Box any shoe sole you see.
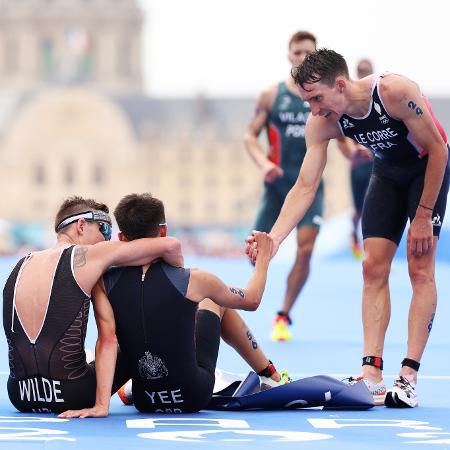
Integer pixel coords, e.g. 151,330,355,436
373,392,387,406
385,391,418,408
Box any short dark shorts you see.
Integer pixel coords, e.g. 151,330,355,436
8,350,130,414
254,181,324,232
351,161,373,212
362,155,450,245
133,309,221,413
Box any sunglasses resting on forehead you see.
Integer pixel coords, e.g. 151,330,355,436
55,210,113,241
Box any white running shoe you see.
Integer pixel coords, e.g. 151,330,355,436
385,376,418,408
345,376,386,406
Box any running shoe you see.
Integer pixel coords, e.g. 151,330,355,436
117,379,133,405
260,369,292,389
270,314,292,341
345,376,386,406
385,376,418,408
351,239,364,260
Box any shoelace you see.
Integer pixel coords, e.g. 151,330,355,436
394,376,415,395
341,376,359,384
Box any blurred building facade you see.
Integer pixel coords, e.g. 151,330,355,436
10,0,450,235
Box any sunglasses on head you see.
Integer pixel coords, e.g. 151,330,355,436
55,210,113,241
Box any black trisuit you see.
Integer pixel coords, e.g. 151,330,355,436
3,246,127,413
338,73,450,245
104,261,221,413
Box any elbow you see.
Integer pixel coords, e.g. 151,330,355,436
166,237,182,256
97,333,118,349
243,133,256,152
246,295,261,311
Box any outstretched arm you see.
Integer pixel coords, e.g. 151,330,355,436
59,280,117,418
187,232,272,311
246,115,338,262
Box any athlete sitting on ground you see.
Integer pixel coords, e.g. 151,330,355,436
2,195,183,414
60,193,288,417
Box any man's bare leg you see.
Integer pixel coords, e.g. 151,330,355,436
218,307,281,381
361,237,397,382
402,236,438,383
279,226,319,315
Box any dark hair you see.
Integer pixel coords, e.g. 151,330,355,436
114,193,165,240
293,48,349,90
55,196,109,231
288,31,317,49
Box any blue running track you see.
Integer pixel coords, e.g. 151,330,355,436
0,251,449,449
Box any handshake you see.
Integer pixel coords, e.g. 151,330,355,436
244,230,279,264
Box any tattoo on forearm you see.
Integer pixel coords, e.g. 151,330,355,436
74,246,88,268
246,330,258,350
229,287,245,299
427,313,435,333
407,100,423,116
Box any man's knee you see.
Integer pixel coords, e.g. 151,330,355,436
408,262,435,286
296,229,319,262
362,255,390,283
296,242,314,262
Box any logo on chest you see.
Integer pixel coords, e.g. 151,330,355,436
342,117,354,129
374,102,389,124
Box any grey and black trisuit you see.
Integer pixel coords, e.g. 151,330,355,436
338,73,450,245
3,246,127,413
104,261,221,413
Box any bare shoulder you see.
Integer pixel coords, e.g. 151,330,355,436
75,240,122,268
73,245,90,268
379,74,419,102
306,114,341,142
258,84,278,110
189,267,214,283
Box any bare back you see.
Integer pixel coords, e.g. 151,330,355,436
14,247,71,342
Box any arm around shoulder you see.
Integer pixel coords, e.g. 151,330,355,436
94,236,183,270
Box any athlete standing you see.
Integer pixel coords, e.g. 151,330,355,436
247,49,449,407
245,31,323,341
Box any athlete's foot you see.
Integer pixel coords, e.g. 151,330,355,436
270,312,292,342
117,379,133,405
345,375,386,406
385,375,418,408
351,235,364,260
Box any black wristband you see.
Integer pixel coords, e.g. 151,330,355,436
257,360,276,378
419,203,433,212
362,356,383,370
401,358,420,372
